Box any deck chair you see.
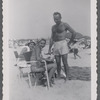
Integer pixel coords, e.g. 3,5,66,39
29,61,50,89
15,51,32,87
19,52,50,89
18,51,33,87
25,53,50,89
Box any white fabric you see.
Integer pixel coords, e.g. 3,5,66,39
17,61,31,67
54,40,69,55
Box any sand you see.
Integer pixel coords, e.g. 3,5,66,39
8,48,91,100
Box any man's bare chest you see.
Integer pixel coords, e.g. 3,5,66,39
53,24,67,33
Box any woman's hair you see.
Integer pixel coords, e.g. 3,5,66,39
38,38,46,44
27,41,36,46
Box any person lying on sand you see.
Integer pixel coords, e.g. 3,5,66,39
70,42,81,59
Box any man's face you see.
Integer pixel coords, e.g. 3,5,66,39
53,14,61,24
39,40,46,48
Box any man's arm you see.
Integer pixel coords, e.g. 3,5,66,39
65,23,76,43
48,38,53,53
48,27,54,53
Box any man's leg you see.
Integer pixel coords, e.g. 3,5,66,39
62,54,69,81
55,55,61,78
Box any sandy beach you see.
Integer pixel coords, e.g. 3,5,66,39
8,48,91,100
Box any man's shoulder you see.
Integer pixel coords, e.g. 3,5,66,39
62,22,68,26
61,22,71,30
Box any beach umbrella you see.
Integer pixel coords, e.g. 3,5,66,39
83,36,91,40
75,32,83,39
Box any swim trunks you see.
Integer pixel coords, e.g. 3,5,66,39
54,40,69,55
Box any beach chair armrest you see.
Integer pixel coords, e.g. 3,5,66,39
26,61,38,64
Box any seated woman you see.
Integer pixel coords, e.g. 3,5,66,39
17,41,35,67
30,39,57,86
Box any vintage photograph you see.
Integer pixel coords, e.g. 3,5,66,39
3,0,97,100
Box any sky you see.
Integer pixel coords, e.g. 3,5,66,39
8,0,90,39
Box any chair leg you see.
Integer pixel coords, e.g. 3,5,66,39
34,73,38,88
28,73,32,88
19,68,23,79
34,78,37,88
43,60,50,90
45,71,50,89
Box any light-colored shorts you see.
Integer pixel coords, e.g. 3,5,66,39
54,40,69,55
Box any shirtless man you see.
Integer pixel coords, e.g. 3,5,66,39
48,12,76,81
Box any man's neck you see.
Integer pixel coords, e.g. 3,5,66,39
56,21,62,26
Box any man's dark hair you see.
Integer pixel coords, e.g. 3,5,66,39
53,12,62,18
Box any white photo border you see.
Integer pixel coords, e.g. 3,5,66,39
2,0,97,100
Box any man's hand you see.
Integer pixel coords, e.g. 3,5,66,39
47,50,52,55
68,39,74,49
48,37,54,55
